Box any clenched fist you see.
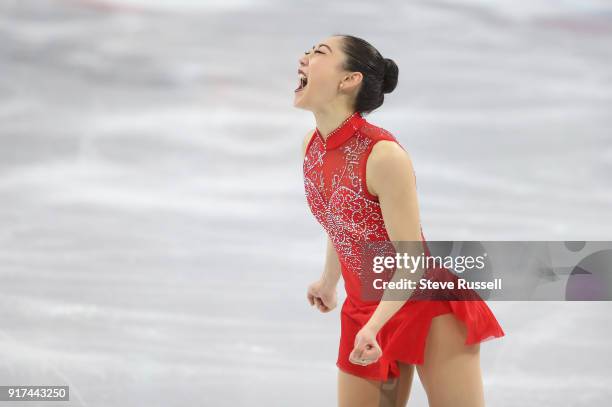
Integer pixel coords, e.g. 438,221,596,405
307,279,337,313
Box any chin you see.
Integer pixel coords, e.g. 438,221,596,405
293,95,310,110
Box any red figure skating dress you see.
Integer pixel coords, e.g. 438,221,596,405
303,111,505,381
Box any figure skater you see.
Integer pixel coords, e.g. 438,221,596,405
295,34,505,407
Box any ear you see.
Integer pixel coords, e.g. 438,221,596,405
339,71,363,92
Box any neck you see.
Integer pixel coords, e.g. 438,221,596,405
313,107,356,140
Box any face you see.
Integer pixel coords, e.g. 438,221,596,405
293,36,362,112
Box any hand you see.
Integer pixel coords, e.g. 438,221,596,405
306,279,337,313
349,325,382,366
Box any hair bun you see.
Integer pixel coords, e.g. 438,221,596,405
382,58,399,94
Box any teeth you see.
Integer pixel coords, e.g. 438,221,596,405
295,72,308,92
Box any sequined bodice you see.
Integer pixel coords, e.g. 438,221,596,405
303,112,413,301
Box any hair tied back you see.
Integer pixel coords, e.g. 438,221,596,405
382,58,399,94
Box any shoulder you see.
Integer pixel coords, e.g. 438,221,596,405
360,122,410,168
301,128,316,158
364,126,415,192
368,140,414,178
359,122,399,145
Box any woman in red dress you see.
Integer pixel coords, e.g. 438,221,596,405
294,34,504,407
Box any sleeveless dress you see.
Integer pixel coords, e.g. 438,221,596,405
303,111,505,381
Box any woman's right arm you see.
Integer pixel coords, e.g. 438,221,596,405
321,237,342,288
302,129,341,313
307,238,341,313
301,128,315,158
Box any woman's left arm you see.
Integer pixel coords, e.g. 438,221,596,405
349,140,426,366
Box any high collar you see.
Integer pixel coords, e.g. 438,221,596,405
315,111,367,150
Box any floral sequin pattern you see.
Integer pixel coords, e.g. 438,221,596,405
303,130,391,278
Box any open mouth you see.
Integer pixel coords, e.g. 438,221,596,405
295,73,308,93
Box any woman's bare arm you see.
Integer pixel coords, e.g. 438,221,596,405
363,140,425,332
362,140,424,332
349,139,425,364
302,129,342,311
321,236,342,287
301,128,315,158
307,237,342,312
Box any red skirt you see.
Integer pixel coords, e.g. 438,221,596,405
336,296,505,381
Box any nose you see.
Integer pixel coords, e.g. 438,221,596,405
298,53,309,67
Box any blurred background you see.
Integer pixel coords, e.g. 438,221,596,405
1,0,611,405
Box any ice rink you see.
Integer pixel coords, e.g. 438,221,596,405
1,0,611,405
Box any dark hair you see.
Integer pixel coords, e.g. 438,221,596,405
334,34,399,114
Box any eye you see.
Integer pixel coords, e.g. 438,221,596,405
304,49,325,55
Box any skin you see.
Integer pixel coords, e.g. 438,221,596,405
297,35,484,407
294,36,362,140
